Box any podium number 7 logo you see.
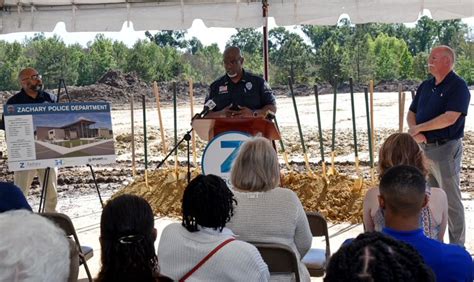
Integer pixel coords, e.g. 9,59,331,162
220,140,244,173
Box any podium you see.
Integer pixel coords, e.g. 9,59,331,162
192,117,281,141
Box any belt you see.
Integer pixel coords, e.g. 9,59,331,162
425,138,450,146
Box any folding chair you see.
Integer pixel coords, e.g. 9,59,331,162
251,242,300,282
40,212,94,282
302,211,331,277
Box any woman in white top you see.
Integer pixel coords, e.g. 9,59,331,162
227,136,313,282
363,133,448,241
158,174,269,282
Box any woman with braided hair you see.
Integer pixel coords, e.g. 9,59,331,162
157,174,269,281
96,194,165,282
325,232,435,282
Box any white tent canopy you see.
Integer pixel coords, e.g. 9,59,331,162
1,0,473,34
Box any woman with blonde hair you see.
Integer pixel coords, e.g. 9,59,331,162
363,133,448,241
227,136,312,282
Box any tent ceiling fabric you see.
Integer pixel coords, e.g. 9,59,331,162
1,0,473,34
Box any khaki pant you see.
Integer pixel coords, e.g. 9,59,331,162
421,139,465,246
14,168,58,212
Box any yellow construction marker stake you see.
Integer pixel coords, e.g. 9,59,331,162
153,81,168,166
189,78,197,165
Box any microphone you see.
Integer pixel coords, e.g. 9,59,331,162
193,99,216,119
265,110,275,120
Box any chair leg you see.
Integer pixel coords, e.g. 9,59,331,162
80,257,93,282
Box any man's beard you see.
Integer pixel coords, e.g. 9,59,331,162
31,84,42,92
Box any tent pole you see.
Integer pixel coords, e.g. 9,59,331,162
262,0,269,82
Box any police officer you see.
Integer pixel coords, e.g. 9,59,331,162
205,46,276,118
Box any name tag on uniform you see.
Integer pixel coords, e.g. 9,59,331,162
219,85,228,94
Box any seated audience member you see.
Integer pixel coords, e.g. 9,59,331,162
0,182,32,212
0,210,70,282
96,194,165,282
325,231,435,282
379,165,472,281
363,133,448,241
227,136,312,282
0,182,79,282
158,174,270,281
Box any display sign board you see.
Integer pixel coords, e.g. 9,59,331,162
201,131,250,182
4,102,116,171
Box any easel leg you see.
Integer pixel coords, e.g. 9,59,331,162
38,167,50,213
87,164,104,208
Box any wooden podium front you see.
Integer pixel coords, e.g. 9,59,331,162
192,117,281,141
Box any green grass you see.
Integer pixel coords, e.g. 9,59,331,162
55,139,96,147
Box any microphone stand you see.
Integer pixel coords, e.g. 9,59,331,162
155,103,213,183
155,127,194,183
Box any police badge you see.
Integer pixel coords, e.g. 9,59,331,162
245,82,253,91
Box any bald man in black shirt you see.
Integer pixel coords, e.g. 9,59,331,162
0,68,58,212
205,46,276,118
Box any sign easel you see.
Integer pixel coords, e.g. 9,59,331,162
3,101,116,212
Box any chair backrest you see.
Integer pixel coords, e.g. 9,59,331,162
41,213,82,244
251,242,300,282
306,211,330,256
40,213,83,282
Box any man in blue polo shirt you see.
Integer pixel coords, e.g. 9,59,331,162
0,68,58,212
407,45,471,246
205,46,276,118
379,165,472,281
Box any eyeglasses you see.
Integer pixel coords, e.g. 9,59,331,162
22,74,42,81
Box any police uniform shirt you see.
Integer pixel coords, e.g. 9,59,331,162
206,69,276,112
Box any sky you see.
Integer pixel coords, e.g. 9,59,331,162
34,112,112,129
0,16,472,52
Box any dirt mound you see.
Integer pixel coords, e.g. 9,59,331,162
97,70,143,89
0,70,422,107
374,79,419,92
65,70,150,105
272,80,420,97
66,72,209,108
114,167,374,224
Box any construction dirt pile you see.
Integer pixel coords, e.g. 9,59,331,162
1,70,422,107
113,167,376,224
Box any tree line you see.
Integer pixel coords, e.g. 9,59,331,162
0,16,472,91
